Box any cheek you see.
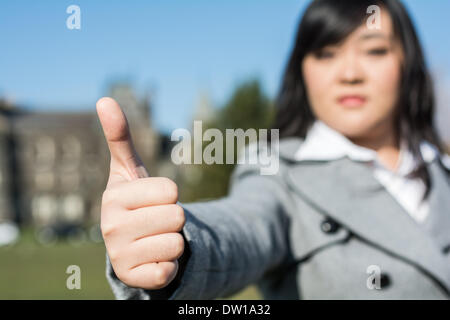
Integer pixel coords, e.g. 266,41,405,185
302,62,334,111
367,57,402,112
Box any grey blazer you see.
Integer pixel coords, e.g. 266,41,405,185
106,138,450,299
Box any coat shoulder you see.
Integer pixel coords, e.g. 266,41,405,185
232,137,304,179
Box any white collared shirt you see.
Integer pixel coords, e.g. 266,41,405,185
294,120,448,224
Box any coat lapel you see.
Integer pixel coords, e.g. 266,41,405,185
283,155,450,291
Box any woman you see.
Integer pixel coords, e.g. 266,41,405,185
98,0,450,299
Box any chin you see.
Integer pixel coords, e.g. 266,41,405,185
327,117,375,139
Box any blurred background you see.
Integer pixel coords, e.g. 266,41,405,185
0,0,449,299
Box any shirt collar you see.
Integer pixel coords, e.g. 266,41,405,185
294,120,441,175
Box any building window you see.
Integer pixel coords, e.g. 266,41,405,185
35,136,56,169
31,195,57,226
60,172,80,191
34,172,55,190
61,135,81,171
62,194,84,223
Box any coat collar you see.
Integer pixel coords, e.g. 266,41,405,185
278,136,450,168
294,120,441,173
294,121,378,162
278,137,450,292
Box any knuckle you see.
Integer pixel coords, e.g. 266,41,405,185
171,233,185,258
116,269,132,286
102,188,118,207
107,247,121,263
153,266,170,288
101,220,117,238
161,178,178,203
172,205,186,231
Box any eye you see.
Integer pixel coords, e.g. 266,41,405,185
314,49,335,59
367,47,388,56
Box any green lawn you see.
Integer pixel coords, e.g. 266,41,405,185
0,230,261,300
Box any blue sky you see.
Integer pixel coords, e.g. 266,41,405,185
1,0,449,134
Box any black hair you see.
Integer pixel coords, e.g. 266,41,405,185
274,0,448,199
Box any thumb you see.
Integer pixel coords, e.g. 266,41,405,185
96,97,149,182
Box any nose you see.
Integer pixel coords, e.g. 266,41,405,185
338,51,364,85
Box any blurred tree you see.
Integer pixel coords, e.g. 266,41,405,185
179,78,275,202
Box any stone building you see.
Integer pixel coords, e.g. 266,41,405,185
0,100,16,224
0,85,163,236
13,111,109,228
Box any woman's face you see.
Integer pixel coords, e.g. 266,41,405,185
302,10,404,141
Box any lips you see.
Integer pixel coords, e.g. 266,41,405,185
337,95,367,108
